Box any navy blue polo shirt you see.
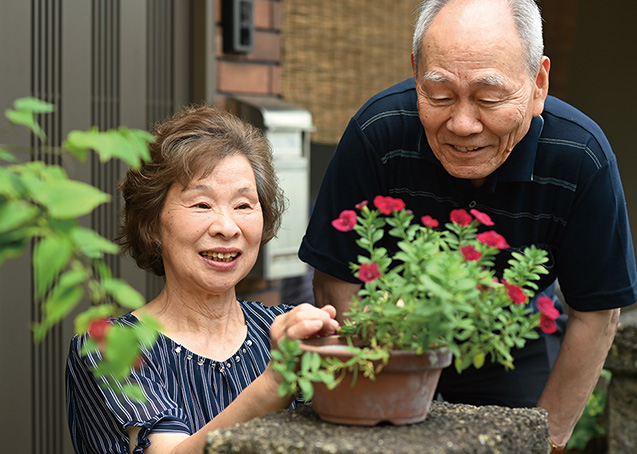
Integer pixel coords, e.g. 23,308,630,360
300,78,637,313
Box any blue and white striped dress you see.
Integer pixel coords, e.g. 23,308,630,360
66,300,295,454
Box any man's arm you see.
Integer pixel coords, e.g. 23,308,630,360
537,307,620,449
312,269,361,323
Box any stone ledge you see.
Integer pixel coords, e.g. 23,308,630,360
605,309,637,374
205,401,549,454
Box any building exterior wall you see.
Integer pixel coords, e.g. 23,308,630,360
0,1,635,453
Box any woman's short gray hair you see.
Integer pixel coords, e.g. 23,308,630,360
412,0,544,77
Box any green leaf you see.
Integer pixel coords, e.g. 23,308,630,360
63,127,153,169
0,237,29,266
0,147,17,162
472,352,486,369
102,325,139,375
33,234,73,299
5,108,47,141
101,278,145,309
301,351,313,373
298,378,314,401
35,268,88,340
31,179,110,219
0,200,40,234
70,226,119,259
14,97,55,114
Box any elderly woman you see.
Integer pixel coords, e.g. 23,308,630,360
66,106,338,454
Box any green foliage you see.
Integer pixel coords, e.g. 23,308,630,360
342,204,548,373
566,369,611,452
271,337,389,400
274,201,550,398
1,97,155,397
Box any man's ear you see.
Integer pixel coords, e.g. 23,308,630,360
533,56,551,117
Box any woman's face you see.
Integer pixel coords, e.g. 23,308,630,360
157,154,263,298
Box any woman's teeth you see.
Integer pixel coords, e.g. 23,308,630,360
200,252,238,262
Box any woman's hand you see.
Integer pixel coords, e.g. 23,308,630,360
269,303,339,351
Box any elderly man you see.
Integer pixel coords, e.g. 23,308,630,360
299,0,637,451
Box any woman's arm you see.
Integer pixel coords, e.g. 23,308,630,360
127,304,339,454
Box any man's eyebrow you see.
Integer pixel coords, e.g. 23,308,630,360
475,75,505,87
421,71,505,87
421,71,449,83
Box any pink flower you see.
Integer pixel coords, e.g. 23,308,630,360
470,209,494,226
477,231,510,249
503,280,527,304
373,195,405,215
450,209,472,226
332,210,357,232
461,245,482,261
396,299,405,308
537,296,560,320
421,215,439,228
355,200,368,210
358,262,381,283
539,315,558,334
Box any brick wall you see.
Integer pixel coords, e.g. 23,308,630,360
216,0,283,107
281,0,420,145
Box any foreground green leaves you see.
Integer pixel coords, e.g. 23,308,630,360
1,97,155,399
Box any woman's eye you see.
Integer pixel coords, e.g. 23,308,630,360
194,202,210,209
236,203,251,210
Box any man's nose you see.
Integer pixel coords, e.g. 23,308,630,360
446,101,483,136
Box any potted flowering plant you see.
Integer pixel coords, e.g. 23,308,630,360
272,195,560,425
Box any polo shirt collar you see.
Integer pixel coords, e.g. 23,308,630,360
417,114,544,183
497,114,544,182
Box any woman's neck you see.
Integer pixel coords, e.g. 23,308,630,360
135,287,248,361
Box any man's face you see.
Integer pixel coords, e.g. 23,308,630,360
413,0,549,186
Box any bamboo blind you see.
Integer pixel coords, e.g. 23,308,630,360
281,0,420,144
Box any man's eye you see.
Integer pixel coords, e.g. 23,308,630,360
429,96,452,104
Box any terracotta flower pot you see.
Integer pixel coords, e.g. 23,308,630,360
300,335,452,426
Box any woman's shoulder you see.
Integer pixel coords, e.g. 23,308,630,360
239,300,294,324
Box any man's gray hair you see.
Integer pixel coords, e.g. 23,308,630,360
412,0,544,77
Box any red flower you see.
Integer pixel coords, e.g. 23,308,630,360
539,315,558,334
461,245,482,261
88,318,111,347
537,296,560,320
450,209,472,226
470,209,494,226
477,231,510,249
373,195,405,215
358,262,381,283
503,280,527,304
332,210,357,232
421,215,439,228
355,200,368,210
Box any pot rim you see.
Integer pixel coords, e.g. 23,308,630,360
299,334,450,359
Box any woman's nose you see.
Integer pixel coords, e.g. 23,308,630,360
208,211,240,238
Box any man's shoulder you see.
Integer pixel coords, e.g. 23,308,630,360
541,96,611,150
352,78,419,126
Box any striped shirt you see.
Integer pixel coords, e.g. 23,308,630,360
66,300,295,454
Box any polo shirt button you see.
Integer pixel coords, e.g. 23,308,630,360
469,201,477,208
